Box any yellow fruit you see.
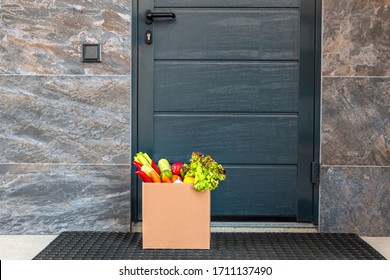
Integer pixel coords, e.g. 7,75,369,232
183,176,195,183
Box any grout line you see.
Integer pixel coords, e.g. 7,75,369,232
0,163,130,166
3,75,387,79
0,74,131,77
322,75,390,78
321,164,390,168
1,164,387,168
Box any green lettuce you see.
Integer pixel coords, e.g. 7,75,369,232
182,152,226,192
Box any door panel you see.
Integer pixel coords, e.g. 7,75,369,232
155,0,300,8
154,9,299,60
154,115,297,164
136,0,317,221
155,62,299,112
211,166,297,216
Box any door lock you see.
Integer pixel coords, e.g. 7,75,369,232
145,30,153,45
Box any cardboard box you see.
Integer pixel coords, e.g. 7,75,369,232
142,182,210,249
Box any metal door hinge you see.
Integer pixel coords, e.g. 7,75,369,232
311,162,319,184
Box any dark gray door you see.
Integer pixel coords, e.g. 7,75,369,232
135,0,317,222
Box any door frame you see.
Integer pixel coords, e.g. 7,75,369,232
131,0,322,225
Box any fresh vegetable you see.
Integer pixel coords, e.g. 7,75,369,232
135,170,152,182
143,153,153,164
133,151,226,191
183,176,195,183
141,165,153,177
133,152,161,181
132,160,142,170
139,165,160,182
181,152,226,192
180,166,187,179
158,158,171,172
171,162,183,175
149,170,161,183
171,175,182,183
160,169,173,179
151,160,161,175
161,173,171,183
134,152,151,166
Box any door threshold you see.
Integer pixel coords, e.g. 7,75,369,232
132,222,317,233
210,222,317,233
211,222,316,228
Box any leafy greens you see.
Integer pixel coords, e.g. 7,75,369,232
182,152,226,192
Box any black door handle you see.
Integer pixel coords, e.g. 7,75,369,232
145,10,176,25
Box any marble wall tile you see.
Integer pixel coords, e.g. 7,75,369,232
0,0,131,75
323,0,390,76
320,166,390,236
0,76,131,164
322,77,390,165
0,164,131,234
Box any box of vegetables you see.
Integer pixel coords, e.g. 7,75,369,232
133,151,226,249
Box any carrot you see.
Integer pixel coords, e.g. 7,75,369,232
161,173,171,183
149,169,161,183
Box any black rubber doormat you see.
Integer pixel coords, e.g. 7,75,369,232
33,232,385,260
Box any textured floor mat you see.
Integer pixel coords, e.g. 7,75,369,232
33,232,386,260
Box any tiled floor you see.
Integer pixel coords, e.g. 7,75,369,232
1,234,389,260
0,235,57,260
360,237,390,259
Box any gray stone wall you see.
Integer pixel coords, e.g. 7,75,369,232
0,0,131,233
320,0,390,236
